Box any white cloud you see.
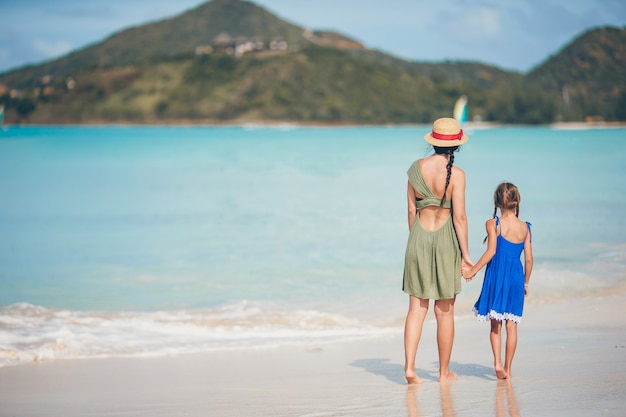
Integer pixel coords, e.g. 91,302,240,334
454,7,503,41
464,8,502,38
422,4,505,51
32,39,74,58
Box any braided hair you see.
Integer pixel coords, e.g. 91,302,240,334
493,182,521,217
433,145,459,207
483,182,522,243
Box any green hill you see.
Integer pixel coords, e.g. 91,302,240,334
527,26,626,121
0,0,623,125
0,0,308,89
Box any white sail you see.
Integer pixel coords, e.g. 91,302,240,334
453,95,468,125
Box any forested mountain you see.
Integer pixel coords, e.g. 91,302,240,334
0,0,623,125
527,26,626,122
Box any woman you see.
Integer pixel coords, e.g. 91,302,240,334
402,117,473,383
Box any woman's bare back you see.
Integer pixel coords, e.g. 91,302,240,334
415,155,459,231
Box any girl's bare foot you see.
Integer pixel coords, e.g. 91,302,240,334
438,370,457,382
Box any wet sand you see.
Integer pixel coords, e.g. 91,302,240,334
0,292,624,417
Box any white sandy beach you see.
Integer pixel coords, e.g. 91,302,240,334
1,291,624,417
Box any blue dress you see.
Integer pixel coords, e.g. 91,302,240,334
473,216,531,323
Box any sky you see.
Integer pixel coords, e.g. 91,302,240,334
0,0,624,74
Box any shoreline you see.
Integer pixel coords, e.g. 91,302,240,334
1,291,624,416
1,287,623,370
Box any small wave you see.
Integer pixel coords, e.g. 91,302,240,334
0,301,398,368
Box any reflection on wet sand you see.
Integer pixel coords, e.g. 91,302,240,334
440,381,456,417
496,379,521,417
405,379,521,417
405,381,456,417
405,384,420,417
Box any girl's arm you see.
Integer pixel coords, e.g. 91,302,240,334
407,181,417,230
465,218,498,279
523,229,534,296
451,169,472,267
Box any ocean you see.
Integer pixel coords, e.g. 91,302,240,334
0,124,625,367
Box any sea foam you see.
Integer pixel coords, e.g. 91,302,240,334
0,301,398,367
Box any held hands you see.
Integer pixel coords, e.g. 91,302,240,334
461,258,475,282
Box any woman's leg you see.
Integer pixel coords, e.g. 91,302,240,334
404,296,429,384
434,297,457,381
490,319,507,379
504,320,518,377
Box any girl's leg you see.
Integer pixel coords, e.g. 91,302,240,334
434,297,457,381
404,296,429,384
504,320,518,377
490,319,507,379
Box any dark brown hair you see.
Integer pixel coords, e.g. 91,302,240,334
433,145,459,207
483,182,522,243
492,182,521,217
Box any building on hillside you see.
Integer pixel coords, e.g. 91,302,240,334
212,32,234,50
195,32,288,58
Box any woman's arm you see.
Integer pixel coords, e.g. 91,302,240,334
451,169,472,266
407,181,417,230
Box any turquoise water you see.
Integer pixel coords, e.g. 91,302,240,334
0,124,625,365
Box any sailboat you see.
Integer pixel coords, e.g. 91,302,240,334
453,95,468,125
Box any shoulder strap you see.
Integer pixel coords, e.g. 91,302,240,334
407,160,451,209
526,222,532,243
494,215,501,236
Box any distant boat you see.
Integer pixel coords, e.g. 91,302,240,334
453,95,468,125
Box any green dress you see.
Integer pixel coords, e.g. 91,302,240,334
402,160,461,300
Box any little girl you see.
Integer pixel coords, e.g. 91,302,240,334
464,182,533,379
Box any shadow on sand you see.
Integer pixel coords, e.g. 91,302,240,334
349,358,496,385
351,358,522,417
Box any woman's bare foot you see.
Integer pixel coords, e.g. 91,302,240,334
438,370,457,382
405,371,423,384
406,376,423,384
406,375,423,384
495,364,508,379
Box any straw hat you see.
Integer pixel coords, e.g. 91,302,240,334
424,117,469,147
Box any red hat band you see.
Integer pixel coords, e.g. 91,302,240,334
431,130,464,141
